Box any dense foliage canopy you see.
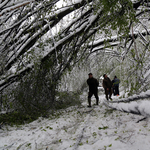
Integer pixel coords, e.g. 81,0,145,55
0,0,149,116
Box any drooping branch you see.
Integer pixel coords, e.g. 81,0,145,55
104,90,150,117
2,0,93,72
88,30,150,49
0,0,150,94
0,64,33,92
109,90,150,103
0,0,40,17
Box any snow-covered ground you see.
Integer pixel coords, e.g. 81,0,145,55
0,91,150,150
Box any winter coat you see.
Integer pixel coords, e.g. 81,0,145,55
87,77,99,92
103,77,112,89
113,78,120,86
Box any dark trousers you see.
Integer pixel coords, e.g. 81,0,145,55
114,86,119,95
88,91,99,99
112,87,115,95
104,88,112,100
88,91,99,105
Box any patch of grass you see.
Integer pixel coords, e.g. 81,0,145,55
0,91,82,126
115,137,119,140
0,111,38,126
54,91,81,109
93,132,97,138
46,126,53,130
104,144,112,150
26,143,31,147
103,109,115,118
98,126,108,130
42,129,47,131
64,129,67,132
104,109,114,114
79,142,83,146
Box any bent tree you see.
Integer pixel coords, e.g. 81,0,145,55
0,0,150,115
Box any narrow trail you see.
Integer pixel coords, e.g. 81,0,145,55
73,109,93,150
1,94,150,150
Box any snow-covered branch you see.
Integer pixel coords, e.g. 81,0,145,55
0,0,150,98
109,90,150,103
0,0,38,17
88,29,150,49
0,64,33,92
104,90,150,117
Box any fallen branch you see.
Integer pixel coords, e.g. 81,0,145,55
103,91,150,120
109,90,150,103
136,117,147,123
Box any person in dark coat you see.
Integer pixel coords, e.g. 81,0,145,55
87,73,99,107
111,79,115,96
102,74,113,100
113,76,120,96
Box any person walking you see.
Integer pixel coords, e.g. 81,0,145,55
113,76,120,96
111,79,115,96
102,74,113,100
87,73,99,107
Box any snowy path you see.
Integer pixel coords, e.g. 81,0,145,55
0,93,150,150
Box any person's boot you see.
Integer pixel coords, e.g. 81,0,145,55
109,97,113,101
88,98,91,107
96,98,99,105
109,95,112,100
106,95,108,101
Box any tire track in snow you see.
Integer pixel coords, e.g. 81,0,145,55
73,108,93,150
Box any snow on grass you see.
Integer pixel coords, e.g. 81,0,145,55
1,93,150,150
